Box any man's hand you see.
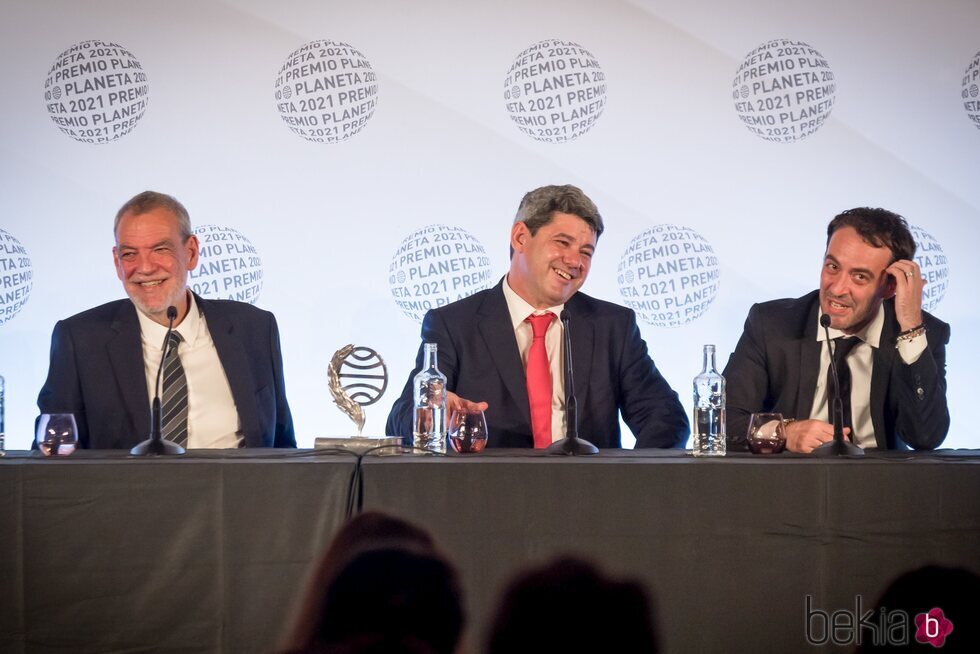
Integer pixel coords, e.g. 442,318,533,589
886,259,925,332
785,419,849,454
446,391,488,414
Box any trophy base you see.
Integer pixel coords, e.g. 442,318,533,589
314,436,404,455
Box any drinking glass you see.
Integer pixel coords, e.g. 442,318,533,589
448,409,488,454
36,413,78,456
746,413,786,455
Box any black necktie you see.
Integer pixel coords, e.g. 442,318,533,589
161,331,189,447
827,337,861,435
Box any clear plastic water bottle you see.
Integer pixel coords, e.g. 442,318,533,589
413,343,447,453
693,345,726,457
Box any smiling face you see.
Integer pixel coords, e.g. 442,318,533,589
819,226,896,334
113,207,199,326
507,211,597,309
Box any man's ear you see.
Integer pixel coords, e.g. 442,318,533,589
185,235,200,271
112,246,124,281
882,271,897,300
511,222,530,253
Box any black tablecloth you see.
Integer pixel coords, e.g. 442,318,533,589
361,449,980,652
0,450,359,653
2,448,979,653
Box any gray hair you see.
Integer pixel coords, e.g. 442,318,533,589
114,191,192,242
514,185,604,238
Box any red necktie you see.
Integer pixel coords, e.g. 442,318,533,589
526,312,556,448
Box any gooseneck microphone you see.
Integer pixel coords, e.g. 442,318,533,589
151,306,179,438
546,309,598,455
812,313,863,457
130,305,186,456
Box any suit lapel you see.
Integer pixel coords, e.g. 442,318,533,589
107,302,151,439
794,297,822,419
477,284,531,425
566,294,594,408
198,296,259,444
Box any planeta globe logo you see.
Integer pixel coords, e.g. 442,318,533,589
0,229,33,326
332,345,388,406
389,225,493,323
910,225,949,313
733,39,835,143
43,40,148,143
274,40,379,143
189,225,263,304
327,344,389,437
504,39,607,143
617,225,720,328
961,50,980,130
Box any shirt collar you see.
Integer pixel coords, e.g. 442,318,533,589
815,301,883,348
502,275,564,330
136,291,202,349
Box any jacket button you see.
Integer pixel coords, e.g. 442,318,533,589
917,388,925,400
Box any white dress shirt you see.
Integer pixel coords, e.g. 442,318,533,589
136,293,242,448
809,305,927,448
501,276,567,443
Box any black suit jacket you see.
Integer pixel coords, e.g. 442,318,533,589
723,290,949,450
386,281,689,448
37,295,295,449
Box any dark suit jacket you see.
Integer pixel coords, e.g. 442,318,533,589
386,281,689,448
37,294,295,449
723,290,949,450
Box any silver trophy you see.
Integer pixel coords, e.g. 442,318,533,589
316,344,402,453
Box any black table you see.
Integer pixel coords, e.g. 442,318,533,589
2,449,979,653
360,449,980,652
0,450,359,653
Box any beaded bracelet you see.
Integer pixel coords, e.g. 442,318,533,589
895,324,926,346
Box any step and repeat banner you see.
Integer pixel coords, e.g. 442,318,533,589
1,1,978,449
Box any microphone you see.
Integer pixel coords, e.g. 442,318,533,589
151,306,179,436
130,305,186,455
545,309,598,455
812,313,863,457
561,310,578,441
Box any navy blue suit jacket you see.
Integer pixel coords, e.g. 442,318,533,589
386,281,689,448
723,291,949,450
37,294,295,449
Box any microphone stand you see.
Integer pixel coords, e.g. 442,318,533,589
546,310,598,455
813,314,863,457
131,306,186,456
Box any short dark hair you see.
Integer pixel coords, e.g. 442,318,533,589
515,184,604,237
826,207,915,263
487,557,659,654
314,548,465,654
282,512,439,653
855,566,980,653
115,191,192,242
510,185,603,258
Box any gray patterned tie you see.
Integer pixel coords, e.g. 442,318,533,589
161,331,189,447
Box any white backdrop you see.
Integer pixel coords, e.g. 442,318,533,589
1,0,978,450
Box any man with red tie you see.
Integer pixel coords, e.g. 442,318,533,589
386,185,688,449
